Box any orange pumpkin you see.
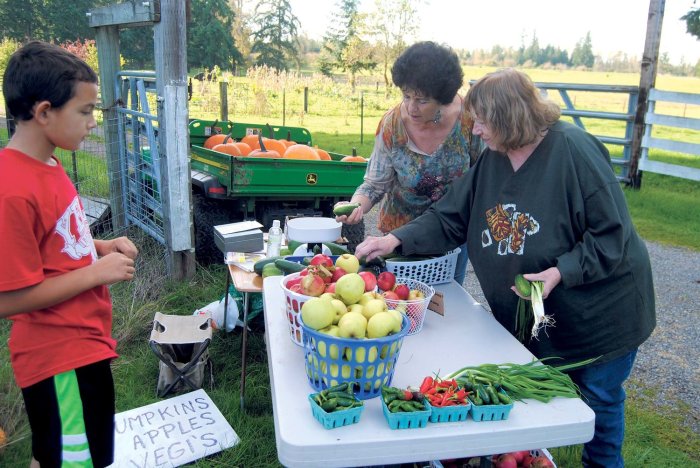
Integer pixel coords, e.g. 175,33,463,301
261,137,288,156
203,133,229,149
249,134,282,158
314,146,332,161
241,133,261,150
284,144,321,160
234,142,252,156
212,143,242,157
341,155,367,163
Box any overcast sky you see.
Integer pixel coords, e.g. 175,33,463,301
286,0,699,66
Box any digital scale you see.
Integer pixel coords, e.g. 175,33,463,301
285,217,342,256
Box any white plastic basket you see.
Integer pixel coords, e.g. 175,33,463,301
385,248,460,285
383,279,435,335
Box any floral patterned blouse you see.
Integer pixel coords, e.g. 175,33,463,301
355,102,471,233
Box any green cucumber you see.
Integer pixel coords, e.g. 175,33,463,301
287,239,303,253
514,274,532,297
262,263,284,278
323,242,351,256
333,203,361,216
253,256,283,276
274,259,306,275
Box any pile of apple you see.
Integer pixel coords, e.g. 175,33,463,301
289,254,404,340
491,451,555,468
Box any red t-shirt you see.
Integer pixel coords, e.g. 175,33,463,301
0,148,117,388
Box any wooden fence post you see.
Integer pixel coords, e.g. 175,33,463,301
154,0,196,279
93,25,126,229
629,0,664,188
220,81,228,122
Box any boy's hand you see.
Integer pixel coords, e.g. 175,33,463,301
96,237,138,259
94,252,136,285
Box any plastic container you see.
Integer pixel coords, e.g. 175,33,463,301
382,279,435,335
308,394,364,429
301,315,410,400
385,248,460,285
381,398,431,429
469,390,514,422
281,272,311,346
267,220,282,257
426,400,471,423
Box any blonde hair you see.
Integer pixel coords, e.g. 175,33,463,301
466,68,560,151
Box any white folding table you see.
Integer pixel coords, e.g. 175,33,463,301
262,276,594,467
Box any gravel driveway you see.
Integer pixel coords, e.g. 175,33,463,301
363,207,700,435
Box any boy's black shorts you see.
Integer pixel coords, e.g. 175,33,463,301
21,359,115,468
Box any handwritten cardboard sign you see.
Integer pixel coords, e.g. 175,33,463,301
428,291,445,316
109,389,239,467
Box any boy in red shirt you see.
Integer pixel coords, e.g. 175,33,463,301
0,41,138,467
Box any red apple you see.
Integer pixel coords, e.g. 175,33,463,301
286,277,302,289
309,253,333,267
521,455,534,468
382,290,399,300
495,454,517,468
289,283,302,294
300,273,326,297
299,268,309,277
325,282,336,293
377,271,396,291
393,283,410,300
331,266,347,283
510,451,530,464
357,271,377,292
530,455,555,468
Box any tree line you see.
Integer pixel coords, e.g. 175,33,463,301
0,0,698,80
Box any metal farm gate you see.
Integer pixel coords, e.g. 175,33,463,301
114,71,166,244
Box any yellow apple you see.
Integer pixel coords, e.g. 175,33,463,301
301,297,335,330
337,311,367,338
387,309,404,333
362,298,389,320
335,273,366,305
329,299,349,325
335,253,360,274
359,291,384,306
319,325,341,359
367,312,397,338
347,343,378,363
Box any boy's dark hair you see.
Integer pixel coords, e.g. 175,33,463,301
3,40,98,121
391,41,463,105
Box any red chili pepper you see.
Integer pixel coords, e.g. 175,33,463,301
424,386,437,395
437,380,452,389
419,376,434,394
455,388,468,400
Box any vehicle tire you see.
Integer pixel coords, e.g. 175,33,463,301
193,192,236,266
341,220,365,253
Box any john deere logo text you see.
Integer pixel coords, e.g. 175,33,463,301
306,173,318,185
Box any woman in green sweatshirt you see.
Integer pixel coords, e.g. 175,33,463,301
355,68,655,468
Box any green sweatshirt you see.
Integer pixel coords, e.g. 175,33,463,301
393,121,656,365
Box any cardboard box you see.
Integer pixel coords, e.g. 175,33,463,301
213,222,264,253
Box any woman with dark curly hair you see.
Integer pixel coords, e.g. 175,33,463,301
335,41,471,285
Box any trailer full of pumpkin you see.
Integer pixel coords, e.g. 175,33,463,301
188,119,367,264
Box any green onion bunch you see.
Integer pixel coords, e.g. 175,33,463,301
443,358,598,403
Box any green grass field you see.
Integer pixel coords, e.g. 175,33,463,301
1,67,699,466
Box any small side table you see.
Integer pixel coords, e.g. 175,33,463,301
223,264,263,411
